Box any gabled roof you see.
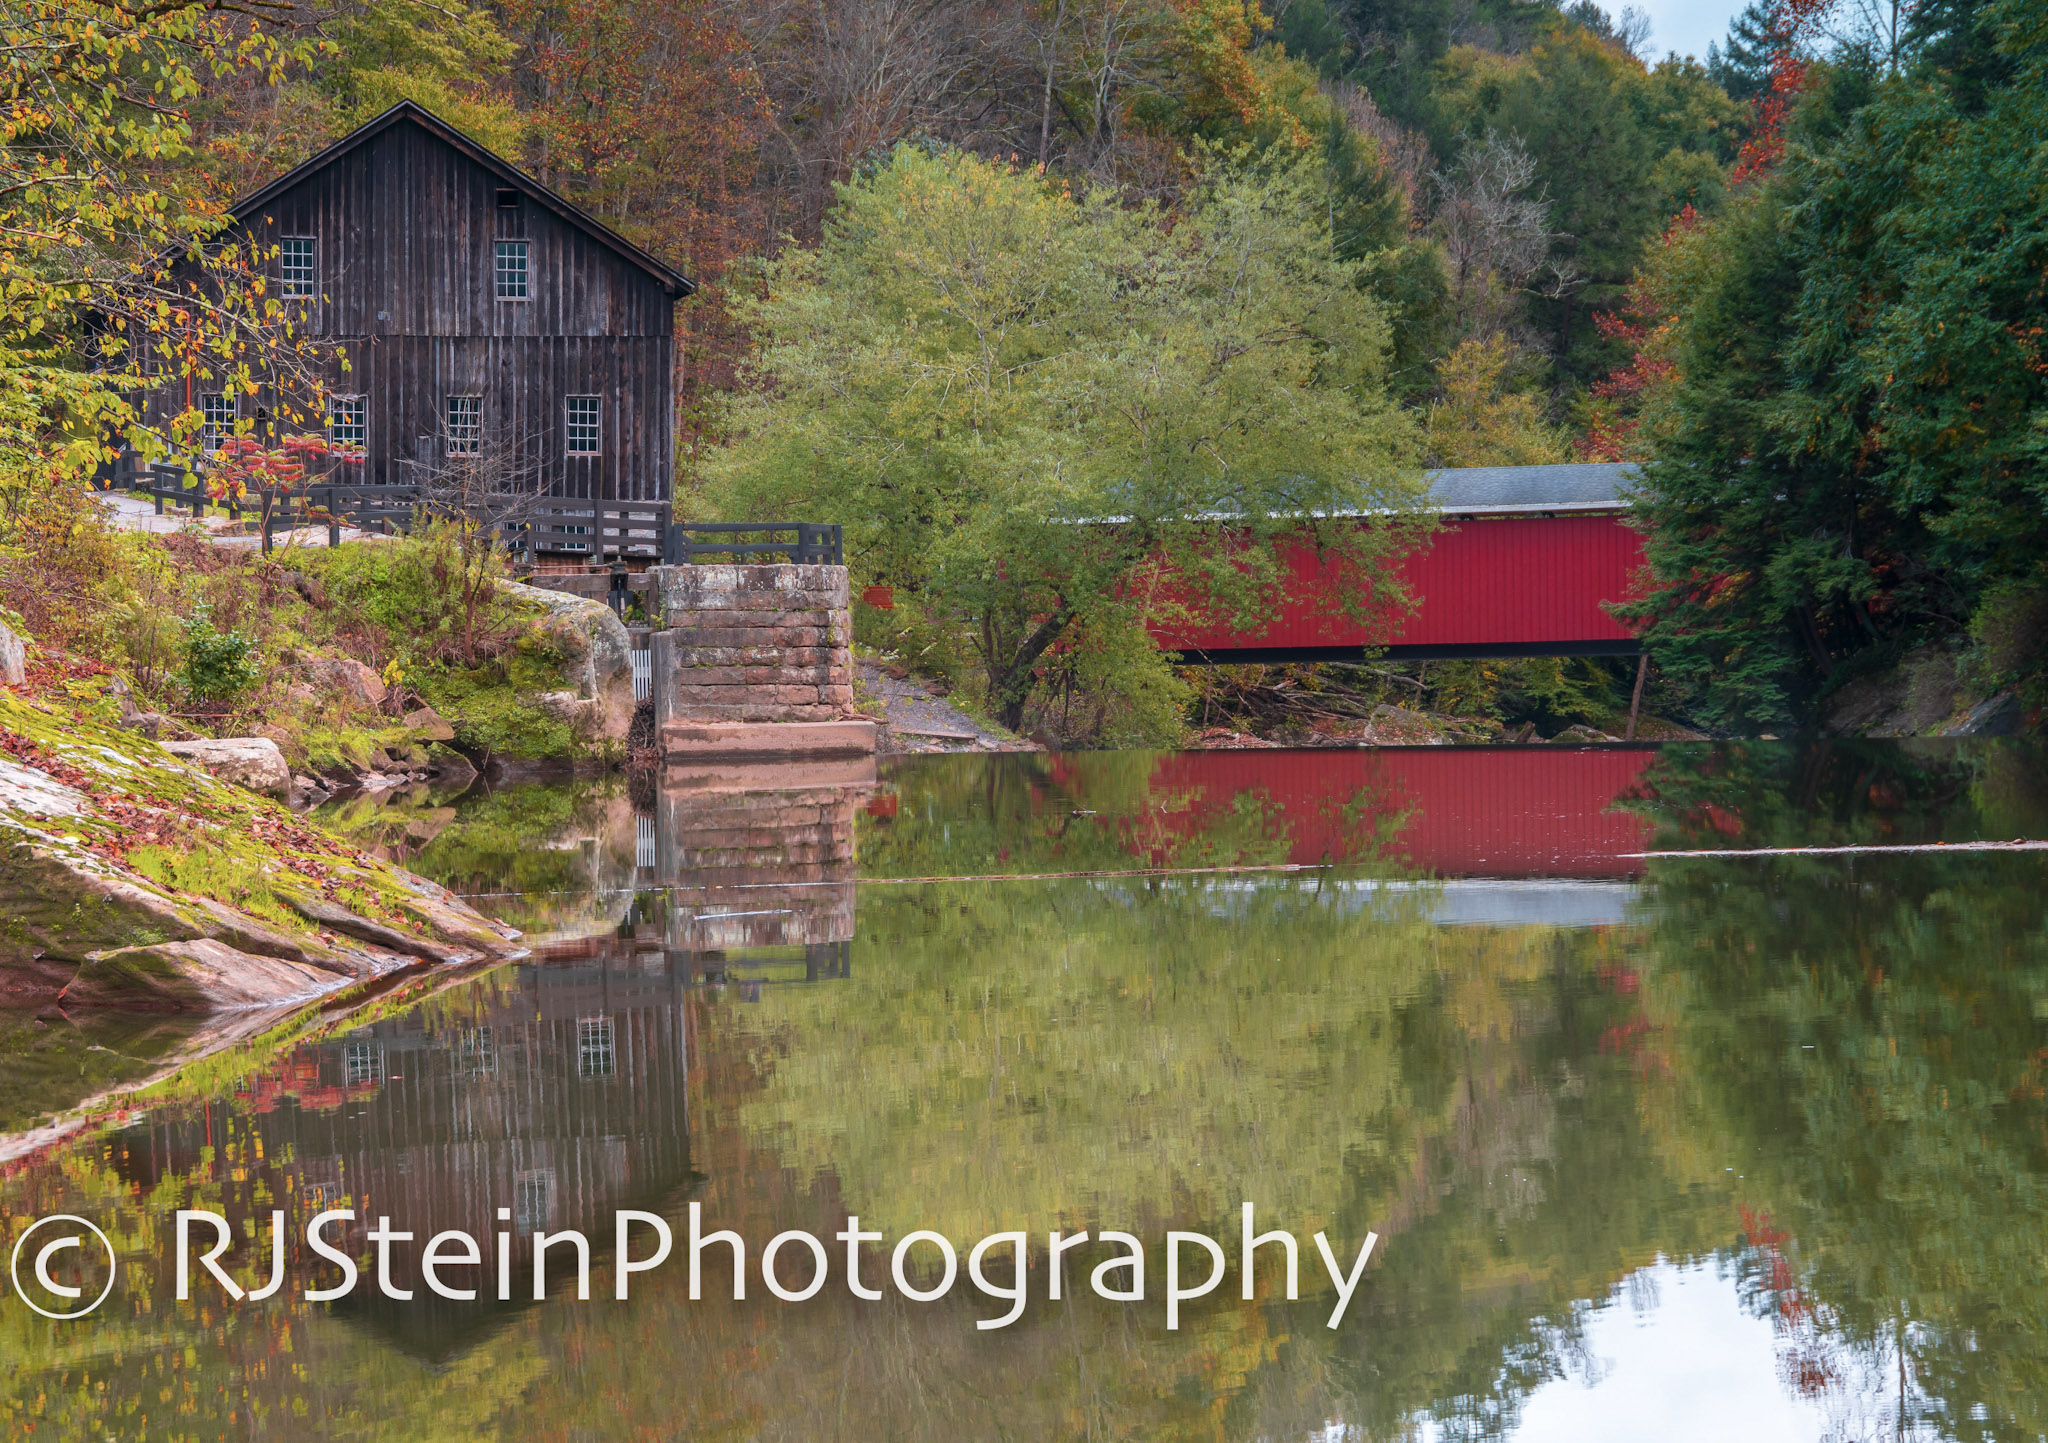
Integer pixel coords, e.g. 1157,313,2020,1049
227,100,695,299
1425,463,1637,515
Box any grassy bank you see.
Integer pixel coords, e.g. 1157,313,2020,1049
5,494,599,782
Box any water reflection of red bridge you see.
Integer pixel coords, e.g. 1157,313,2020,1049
1134,748,1657,879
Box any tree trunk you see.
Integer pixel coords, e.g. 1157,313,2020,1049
991,606,1074,731
1793,604,1833,674
1037,0,1064,169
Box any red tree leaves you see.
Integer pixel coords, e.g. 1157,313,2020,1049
502,0,773,462
1576,205,1700,460
1732,0,1839,182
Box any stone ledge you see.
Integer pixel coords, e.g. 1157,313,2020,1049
667,611,848,634
670,663,848,687
649,563,851,617
660,704,854,723
672,646,847,668
668,683,852,708
659,719,878,763
667,626,846,648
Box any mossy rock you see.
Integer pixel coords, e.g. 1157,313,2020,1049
0,693,523,1010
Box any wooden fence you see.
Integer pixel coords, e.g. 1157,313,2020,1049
97,456,669,559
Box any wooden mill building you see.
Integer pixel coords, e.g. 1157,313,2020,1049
145,100,693,556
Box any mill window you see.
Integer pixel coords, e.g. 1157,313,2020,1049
200,393,235,451
515,1170,554,1234
446,395,482,455
494,240,529,300
344,1041,383,1087
578,1016,615,1078
326,395,366,453
457,1025,496,1078
280,237,316,298
565,395,601,454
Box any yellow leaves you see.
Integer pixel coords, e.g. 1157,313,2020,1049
1424,335,1570,467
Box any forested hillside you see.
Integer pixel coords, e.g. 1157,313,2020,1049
136,0,1751,459
1613,0,2048,730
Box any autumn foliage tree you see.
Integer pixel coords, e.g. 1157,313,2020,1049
497,0,770,465
711,143,1427,730
1,0,330,480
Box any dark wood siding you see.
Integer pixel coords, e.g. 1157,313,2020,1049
150,116,677,510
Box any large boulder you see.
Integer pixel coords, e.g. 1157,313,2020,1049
163,737,292,798
62,939,339,1011
402,705,456,741
503,581,635,741
1943,692,2026,737
305,656,388,708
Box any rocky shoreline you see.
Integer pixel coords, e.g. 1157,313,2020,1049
0,689,525,1012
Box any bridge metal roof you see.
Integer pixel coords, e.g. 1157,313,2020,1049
1426,463,1637,515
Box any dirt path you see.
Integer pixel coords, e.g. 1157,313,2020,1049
857,660,1039,754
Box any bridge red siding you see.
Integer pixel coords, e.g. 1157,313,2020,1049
1155,513,1644,652
1140,747,1656,878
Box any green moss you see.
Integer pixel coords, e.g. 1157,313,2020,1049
0,692,471,953
123,843,294,930
408,644,576,759
299,725,389,775
260,534,586,762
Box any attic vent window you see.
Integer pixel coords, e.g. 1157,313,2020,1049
495,187,520,209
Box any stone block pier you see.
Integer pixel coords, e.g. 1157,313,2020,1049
654,769,858,975
646,562,876,761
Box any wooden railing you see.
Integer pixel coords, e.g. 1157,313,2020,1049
664,521,843,565
525,498,670,558
97,456,669,559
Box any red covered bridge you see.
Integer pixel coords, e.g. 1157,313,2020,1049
1153,463,1644,662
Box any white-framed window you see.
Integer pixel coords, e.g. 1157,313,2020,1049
494,240,529,300
564,395,600,454
200,393,235,451
514,1169,554,1234
280,236,316,298
457,1025,496,1078
326,395,365,452
577,1016,615,1078
344,1040,383,1087
446,394,482,455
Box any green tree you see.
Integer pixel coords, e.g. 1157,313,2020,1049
1424,336,1569,467
1707,0,1787,102
709,142,1428,730
1431,27,1742,378
0,0,321,496
1623,0,2048,726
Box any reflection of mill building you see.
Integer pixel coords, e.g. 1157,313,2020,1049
110,956,700,1350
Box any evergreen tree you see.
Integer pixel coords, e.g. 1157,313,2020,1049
1624,0,2048,725
1706,0,1784,102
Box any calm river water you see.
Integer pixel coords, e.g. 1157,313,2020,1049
2,741,2046,1440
